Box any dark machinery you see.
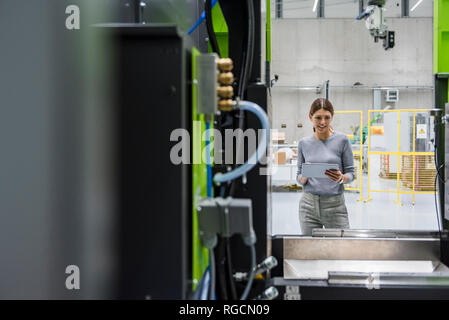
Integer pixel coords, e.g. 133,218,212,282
98,0,274,300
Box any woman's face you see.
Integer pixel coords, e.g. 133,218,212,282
309,108,333,134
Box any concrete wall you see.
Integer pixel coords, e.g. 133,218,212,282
271,17,434,144
277,0,433,19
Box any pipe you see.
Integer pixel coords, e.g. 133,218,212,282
192,266,210,300
200,268,210,300
188,0,219,35
209,249,216,300
206,121,213,198
213,100,270,185
205,0,221,56
240,244,256,300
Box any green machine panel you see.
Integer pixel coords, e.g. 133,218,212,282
191,47,212,290
434,0,449,74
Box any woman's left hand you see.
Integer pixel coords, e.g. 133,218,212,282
325,168,344,183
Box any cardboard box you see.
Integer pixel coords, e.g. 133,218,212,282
272,131,286,144
275,151,286,165
371,126,384,135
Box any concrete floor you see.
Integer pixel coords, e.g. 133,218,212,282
271,174,440,235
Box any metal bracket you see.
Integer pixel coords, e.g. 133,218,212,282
197,197,256,249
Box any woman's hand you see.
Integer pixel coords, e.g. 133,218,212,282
325,169,345,183
299,176,308,185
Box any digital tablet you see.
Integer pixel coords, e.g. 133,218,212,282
301,163,339,178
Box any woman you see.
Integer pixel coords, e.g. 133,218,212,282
296,98,354,235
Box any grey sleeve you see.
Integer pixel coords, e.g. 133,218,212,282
296,141,306,185
342,137,355,183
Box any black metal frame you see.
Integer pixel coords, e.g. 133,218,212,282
269,236,449,299
435,74,448,228
102,25,192,299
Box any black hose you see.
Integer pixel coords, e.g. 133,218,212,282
240,244,256,300
216,239,229,300
435,167,442,240
434,119,444,184
432,117,446,248
238,0,255,98
246,0,255,89
225,238,238,299
209,249,216,299
205,0,221,57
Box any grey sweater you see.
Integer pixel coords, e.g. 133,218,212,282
296,131,355,195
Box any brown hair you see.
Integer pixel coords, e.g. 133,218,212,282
309,98,334,117
310,98,334,132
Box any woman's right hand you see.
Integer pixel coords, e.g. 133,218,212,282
299,176,308,185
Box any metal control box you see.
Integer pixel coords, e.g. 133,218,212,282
197,197,256,248
197,53,218,114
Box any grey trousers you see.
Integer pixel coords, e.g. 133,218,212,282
299,192,350,235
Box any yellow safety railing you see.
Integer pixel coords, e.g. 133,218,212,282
335,110,363,201
365,109,436,205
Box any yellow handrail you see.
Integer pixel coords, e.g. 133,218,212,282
335,110,363,201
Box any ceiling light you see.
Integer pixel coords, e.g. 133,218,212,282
313,0,319,12
411,0,424,12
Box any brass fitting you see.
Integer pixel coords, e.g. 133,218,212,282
217,58,234,72
217,86,234,99
218,99,234,112
218,72,234,85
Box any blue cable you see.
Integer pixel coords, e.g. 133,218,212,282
187,0,219,35
213,101,270,185
193,266,210,300
220,185,225,198
205,121,213,198
201,268,211,300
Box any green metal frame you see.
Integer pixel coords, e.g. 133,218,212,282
191,47,210,290
434,0,449,75
191,1,228,292
211,2,229,57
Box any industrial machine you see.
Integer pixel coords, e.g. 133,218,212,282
100,0,276,300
